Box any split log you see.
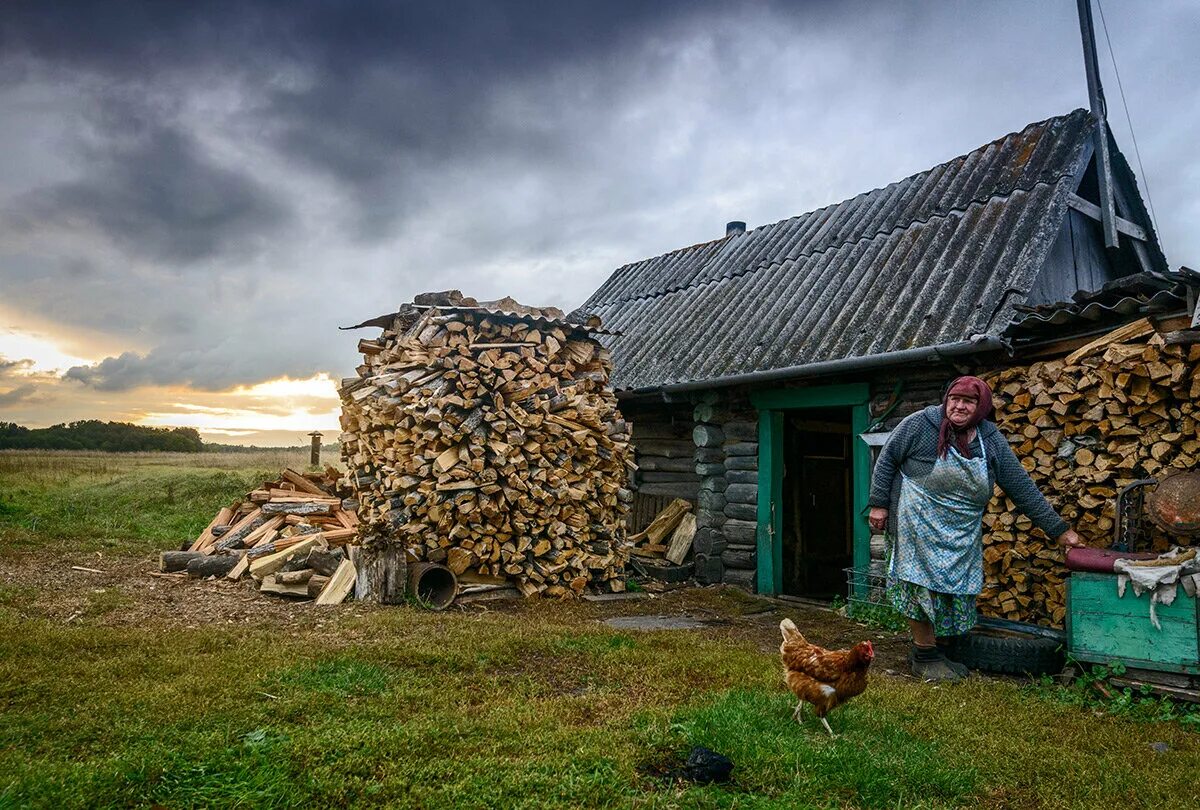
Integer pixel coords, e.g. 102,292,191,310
315,559,357,605
277,569,315,585
249,536,321,580
307,574,331,597
665,512,697,565
260,574,312,598
642,498,693,544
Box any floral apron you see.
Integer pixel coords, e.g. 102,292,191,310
887,440,991,633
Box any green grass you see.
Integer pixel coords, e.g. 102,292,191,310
0,451,1197,808
0,449,318,557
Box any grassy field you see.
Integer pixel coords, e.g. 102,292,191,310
0,451,1197,809
0,449,317,557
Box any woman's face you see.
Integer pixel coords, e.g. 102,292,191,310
945,393,978,428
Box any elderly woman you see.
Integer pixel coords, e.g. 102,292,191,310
867,376,1082,682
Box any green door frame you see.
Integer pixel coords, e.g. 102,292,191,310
750,383,871,596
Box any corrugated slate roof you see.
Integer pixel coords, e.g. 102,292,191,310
575,109,1098,391
1006,268,1200,334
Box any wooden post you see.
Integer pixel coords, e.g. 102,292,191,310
308,431,323,467
1076,0,1118,248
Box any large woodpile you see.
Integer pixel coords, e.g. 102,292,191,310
338,291,633,598
982,317,1200,627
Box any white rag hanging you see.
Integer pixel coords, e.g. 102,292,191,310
1113,547,1199,630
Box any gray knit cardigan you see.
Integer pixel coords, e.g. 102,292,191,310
867,405,1068,539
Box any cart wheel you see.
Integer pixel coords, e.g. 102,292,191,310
942,626,1065,676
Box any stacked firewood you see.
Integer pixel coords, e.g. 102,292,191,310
157,468,359,604
338,291,633,597
627,498,697,564
981,318,1200,627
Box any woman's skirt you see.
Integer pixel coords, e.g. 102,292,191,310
886,577,978,636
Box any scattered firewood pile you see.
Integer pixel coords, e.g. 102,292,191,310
158,468,359,605
981,317,1200,627
338,291,633,599
626,498,697,581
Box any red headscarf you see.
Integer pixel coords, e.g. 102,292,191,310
938,376,995,459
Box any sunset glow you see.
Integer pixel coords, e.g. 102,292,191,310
137,373,341,438
0,329,95,373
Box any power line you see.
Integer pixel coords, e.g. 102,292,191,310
1094,0,1162,243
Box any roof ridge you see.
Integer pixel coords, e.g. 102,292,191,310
592,175,1075,310
598,108,1091,283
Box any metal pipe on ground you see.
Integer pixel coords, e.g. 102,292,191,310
406,562,458,610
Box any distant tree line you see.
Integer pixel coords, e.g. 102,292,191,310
0,421,204,452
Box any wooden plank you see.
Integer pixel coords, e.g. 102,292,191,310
749,383,870,411
315,559,357,605
665,512,697,565
1067,193,1147,241
1063,317,1155,365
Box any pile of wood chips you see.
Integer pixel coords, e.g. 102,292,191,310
157,467,360,605
339,291,633,598
982,317,1200,627
627,498,698,573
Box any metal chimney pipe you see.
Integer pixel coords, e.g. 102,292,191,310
726,221,746,237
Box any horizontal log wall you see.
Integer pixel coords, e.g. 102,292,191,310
623,400,700,520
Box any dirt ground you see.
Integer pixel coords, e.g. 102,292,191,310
1,548,916,672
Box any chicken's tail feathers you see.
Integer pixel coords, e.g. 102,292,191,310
779,618,805,643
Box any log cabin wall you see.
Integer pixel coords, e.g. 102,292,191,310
622,399,700,532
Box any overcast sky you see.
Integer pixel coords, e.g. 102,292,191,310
1,0,1197,444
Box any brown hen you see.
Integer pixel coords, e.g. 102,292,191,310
779,618,874,736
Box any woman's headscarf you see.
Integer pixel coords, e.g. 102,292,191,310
938,376,995,459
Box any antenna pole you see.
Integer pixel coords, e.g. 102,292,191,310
1076,0,1118,248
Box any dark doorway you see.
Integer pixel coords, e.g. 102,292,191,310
781,407,853,599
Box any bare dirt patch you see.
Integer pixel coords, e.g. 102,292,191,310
0,545,911,670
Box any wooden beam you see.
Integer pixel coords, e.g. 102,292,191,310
1076,0,1118,248
1068,193,1147,242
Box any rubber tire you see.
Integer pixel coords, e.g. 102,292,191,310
942,626,1065,676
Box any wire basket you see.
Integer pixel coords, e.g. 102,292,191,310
842,562,909,632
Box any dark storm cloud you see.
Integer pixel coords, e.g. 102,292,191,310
13,119,289,263
1,0,744,240
2,0,1198,404
63,337,341,392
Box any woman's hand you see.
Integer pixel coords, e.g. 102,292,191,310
868,507,888,532
1057,529,1084,548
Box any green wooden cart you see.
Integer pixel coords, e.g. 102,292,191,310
1065,475,1200,694
1066,572,1199,677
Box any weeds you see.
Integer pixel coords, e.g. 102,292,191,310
1028,657,1200,731
833,594,910,633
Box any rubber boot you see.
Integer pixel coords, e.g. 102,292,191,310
936,637,971,678
909,645,965,683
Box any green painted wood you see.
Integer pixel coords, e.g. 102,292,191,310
849,403,871,598
756,410,784,595
1067,573,1200,674
752,383,871,597
749,383,870,411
